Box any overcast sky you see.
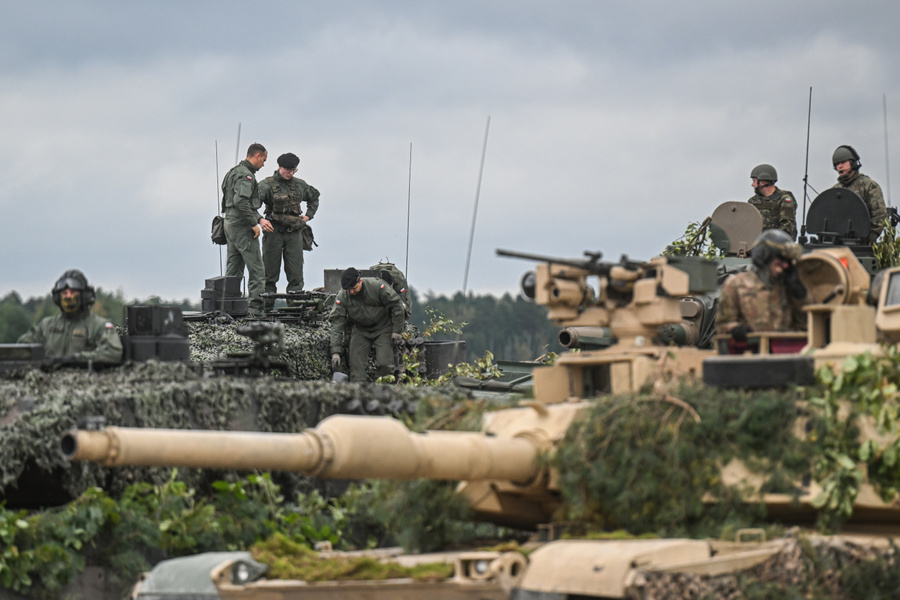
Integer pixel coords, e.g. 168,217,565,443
2,1,899,304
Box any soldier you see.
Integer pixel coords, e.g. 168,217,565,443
717,230,809,342
330,267,405,383
18,270,123,363
748,164,797,240
831,145,887,244
223,143,273,316
258,152,320,310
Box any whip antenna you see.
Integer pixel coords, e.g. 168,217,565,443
405,142,412,278
234,123,241,166
885,93,892,206
215,140,223,276
462,116,491,294
801,87,812,242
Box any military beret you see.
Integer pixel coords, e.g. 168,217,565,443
341,267,360,289
277,153,300,169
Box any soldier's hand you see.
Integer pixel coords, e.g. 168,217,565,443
731,324,751,343
259,218,274,233
331,353,342,369
391,333,403,344
252,225,261,239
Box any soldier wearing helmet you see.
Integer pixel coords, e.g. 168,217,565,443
17,270,123,363
717,230,809,342
748,164,797,240
831,145,886,244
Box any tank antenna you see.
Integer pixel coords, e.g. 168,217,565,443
884,93,892,207
234,123,241,166
462,116,491,294
405,142,412,278
215,140,223,276
800,87,812,243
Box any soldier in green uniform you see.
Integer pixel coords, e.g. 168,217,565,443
223,143,273,316
329,267,405,383
258,152,320,310
831,145,887,244
18,270,123,363
748,164,797,240
717,230,809,343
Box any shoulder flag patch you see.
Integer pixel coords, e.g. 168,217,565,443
380,283,386,289
335,299,341,304
246,175,252,180
104,322,115,329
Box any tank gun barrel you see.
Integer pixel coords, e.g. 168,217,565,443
61,414,541,483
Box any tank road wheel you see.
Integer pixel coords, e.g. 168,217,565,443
703,355,814,388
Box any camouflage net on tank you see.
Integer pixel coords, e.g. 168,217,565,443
0,360,472,508
187,319,332,380
639,533,900,599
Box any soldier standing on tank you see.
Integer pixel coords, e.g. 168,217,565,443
330,267,405,383
717,230,809,343
258,153,320,310
223,143,273,317
831,145,887,244
748,164,797,240
18,270,123,364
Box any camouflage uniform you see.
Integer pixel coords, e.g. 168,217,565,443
329,278,405,383
748,188,797,240
832,172,887,244
18,311,122,363
223,159,265,313
717,265,807,334
258,172,320,309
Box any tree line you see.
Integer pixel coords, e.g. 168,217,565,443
0,287,562,363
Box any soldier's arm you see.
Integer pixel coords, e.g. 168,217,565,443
258,180,273,216
716,278,741,334
77,319,123,363
233,176,261,229
780,192,798,240
380,285,405,333
17,319,47,345
329,299,349,354
305,185,320,220
867,180,887,241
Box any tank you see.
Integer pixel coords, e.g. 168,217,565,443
59,239,900,599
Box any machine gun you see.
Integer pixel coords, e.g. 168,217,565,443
259,290,333,323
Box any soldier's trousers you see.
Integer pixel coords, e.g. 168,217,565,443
262,228,304,310
224,218,265,313
349,326,394,383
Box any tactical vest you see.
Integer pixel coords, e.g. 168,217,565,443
265,176,304,219
749,189,793,231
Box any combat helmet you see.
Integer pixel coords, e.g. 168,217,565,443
52,269,96,311
750,229,802,269
832,145,861,171
750,164,778,183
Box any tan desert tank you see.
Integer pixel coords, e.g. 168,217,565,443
60,230,900,599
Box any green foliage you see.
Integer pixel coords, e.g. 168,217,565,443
807,349,900,530
551,383,812,538
0,472,365,599
251,532,454,581
664,220,723,259
874,217,900,270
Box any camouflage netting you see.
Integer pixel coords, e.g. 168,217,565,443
187,320,332,380
0,361,472,509
639,534,900,599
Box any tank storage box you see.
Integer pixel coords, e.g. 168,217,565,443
124,305,190,362
201,276,248,315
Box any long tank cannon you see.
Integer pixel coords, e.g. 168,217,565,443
62,405,585,529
